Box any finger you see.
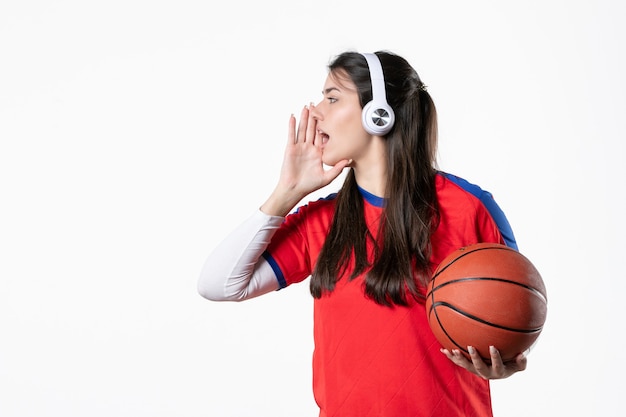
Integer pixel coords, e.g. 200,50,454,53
513,351,528,372
440,348,454,361
468,346,489,379
488,346,505,378
322,159,352,184
296,106,309,143
288,114,296,144
306,102,317,144
441,348,473,371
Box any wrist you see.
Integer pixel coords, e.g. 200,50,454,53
260,188,302,217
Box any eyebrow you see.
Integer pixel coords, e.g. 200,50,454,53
322,87,341,95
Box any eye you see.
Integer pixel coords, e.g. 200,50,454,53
327,97,337,103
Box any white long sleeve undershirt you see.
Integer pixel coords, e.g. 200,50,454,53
197,210,285,301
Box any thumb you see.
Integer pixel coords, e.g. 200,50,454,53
323,159,352,183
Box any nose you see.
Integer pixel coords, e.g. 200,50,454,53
310,101,323,120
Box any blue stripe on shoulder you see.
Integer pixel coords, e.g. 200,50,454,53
441,172,518,250
268,193,338,290
262,251,287,289
293,192,338,214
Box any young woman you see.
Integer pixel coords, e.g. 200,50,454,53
198,51,527,416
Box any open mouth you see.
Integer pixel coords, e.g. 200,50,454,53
318,129,330,144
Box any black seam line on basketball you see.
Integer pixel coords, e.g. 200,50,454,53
429,306,493,362
431,301,544,333
430,304,470,355
429,276,547,304
432,246,515,280
429,304,488,358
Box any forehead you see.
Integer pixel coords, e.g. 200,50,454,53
323,70,358,93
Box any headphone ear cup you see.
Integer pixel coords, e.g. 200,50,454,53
362,101,395,136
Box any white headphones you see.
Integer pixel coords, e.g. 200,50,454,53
361,53,395,136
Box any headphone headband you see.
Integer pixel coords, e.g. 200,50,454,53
362,53,387,106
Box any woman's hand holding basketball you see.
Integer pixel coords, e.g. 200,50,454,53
261,104,351,217
441,345,528,380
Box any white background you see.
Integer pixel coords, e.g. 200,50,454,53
1,0,624,416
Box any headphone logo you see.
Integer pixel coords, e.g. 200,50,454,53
371,108,391,127
361,53,395,136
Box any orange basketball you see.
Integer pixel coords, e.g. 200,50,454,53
425,243,547,362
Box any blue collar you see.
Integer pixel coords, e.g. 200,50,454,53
357,185,386,208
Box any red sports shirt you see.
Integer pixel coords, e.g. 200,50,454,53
263,172,516,417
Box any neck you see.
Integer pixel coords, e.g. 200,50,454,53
352,136,387,197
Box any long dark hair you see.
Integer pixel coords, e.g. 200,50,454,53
310,51,439,307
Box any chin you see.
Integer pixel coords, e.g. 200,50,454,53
322,156,339,167
322,146,352,166
322,149,346,166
